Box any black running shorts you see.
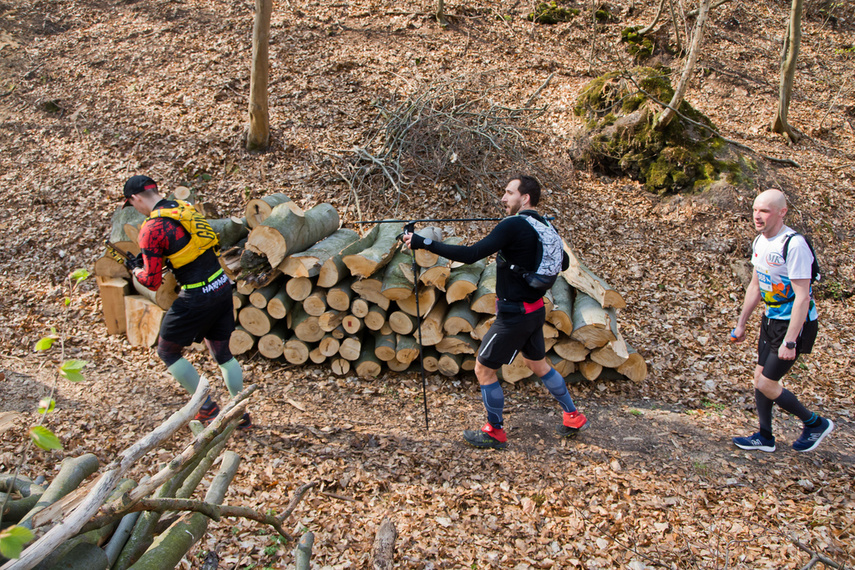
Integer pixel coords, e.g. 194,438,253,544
477,307,546,369
159,279,235,347
757,315,819,381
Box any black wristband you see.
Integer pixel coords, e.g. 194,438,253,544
409,233,427,250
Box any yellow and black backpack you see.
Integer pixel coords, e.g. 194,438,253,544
147,200,220,268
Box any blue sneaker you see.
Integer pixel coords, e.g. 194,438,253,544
732,432,776,452
792,417,834,452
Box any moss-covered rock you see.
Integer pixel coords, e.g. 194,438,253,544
595,5,616,22
528,2,580,24
570,67,756,194
621,26,654,59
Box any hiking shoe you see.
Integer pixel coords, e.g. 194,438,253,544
194,400,220,423
793,417,834,452
732,432,776,452
237,412,253,431
462,423,508,450
556,411,589,437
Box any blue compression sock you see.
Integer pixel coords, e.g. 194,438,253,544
480,381,505,429
540,368,576,413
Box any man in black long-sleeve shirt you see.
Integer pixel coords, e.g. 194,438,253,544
403,176,588,449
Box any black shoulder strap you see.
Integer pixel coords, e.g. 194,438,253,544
781,233,796,262
781,232,821,283
782,232,813,262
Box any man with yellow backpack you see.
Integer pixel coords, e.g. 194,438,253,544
121,175,250,429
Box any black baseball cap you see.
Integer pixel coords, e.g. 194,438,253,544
122,175,157,208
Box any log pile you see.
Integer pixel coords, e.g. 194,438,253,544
94,194,647,383
0,381,312,570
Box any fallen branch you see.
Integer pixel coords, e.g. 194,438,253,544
791,535,846,570
30,479,137,569
17,455,98,529
295,532,314,570
1,379,211,570
84,493,314,542
112,417,241,569
525,72,555,108
82,419,239,534
113,383,256,510
371,517,397,570
329,75,555,212
126,451,242,570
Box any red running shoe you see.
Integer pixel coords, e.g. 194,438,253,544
194,400,220,423
556,411,588,437
462,423,508,449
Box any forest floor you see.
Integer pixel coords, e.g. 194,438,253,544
1,0,854,568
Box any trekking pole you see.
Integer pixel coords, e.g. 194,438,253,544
352,216,554,225
379,215,556,429
401,221,430,430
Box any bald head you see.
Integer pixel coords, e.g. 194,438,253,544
752,189,788,237
754,189,787,212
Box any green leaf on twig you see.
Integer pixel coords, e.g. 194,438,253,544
35,337,55,351
0,525,35,559
29,426,62,450
38,398,56,414
59,359,87,382
70,268,90,284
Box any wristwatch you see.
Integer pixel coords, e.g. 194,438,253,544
423,238,433,246
785,341,796,349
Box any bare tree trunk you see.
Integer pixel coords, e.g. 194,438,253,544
246,0,272,152
687,0,732,17
654,0,713,131
771,0,803,143
639,0,668,35
669,0,683,53
436,0,448,27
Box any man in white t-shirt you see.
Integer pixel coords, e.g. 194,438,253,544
730,189,833,452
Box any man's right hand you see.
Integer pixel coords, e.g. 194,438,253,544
125,253,143,271
402,233,426,250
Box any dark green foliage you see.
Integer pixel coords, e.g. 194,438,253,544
570,67,755,194
528,2,580,24
621,26,654,59
41,100,63,114
595,6,615,22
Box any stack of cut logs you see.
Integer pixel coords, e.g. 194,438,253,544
94,192,647,383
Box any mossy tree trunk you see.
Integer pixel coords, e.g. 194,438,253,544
246,0,271,152
771,0,803,144
654,0,712,131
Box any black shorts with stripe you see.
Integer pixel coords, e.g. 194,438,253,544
159,275,234,347
477,307,546,370
757,315,819,381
